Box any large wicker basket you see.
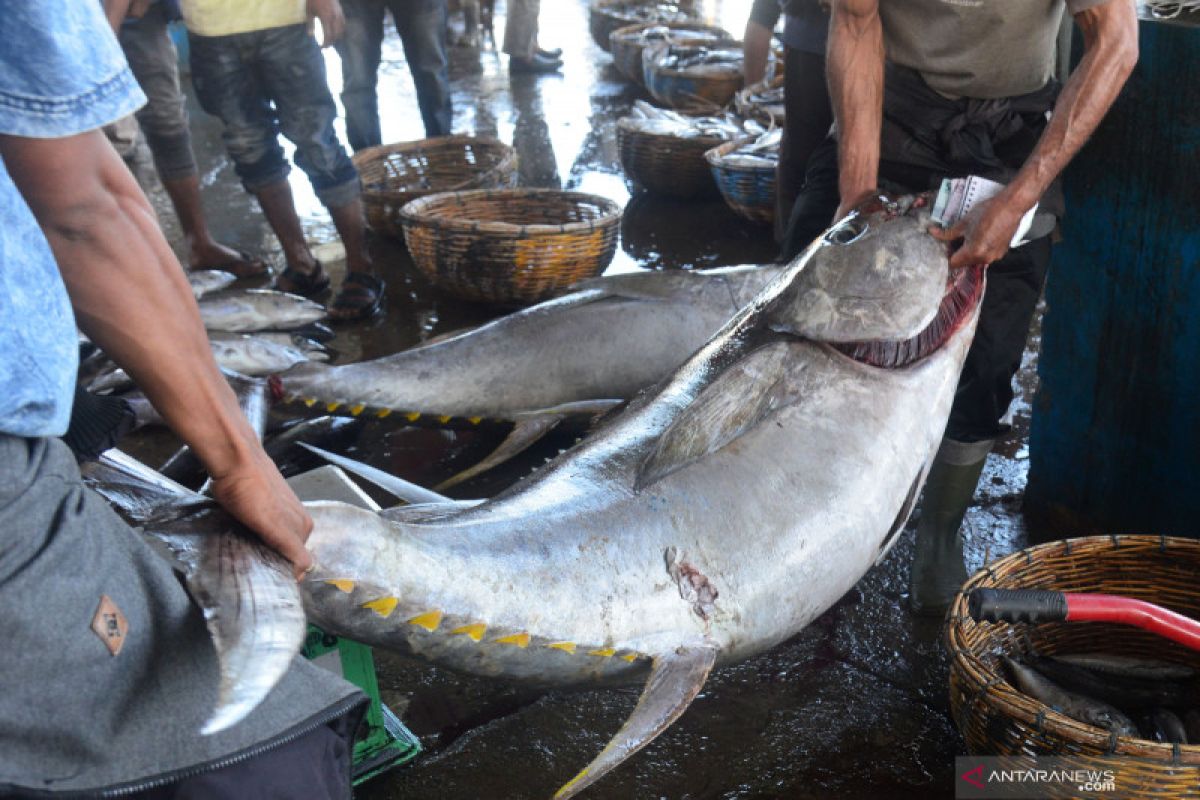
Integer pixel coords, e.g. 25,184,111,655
399,189,621,306
704,138,776,225
353,136,518,238
588,0,700,52
609,21,732,87
617,117,724,198
947,535,1200,798
642,41,744,112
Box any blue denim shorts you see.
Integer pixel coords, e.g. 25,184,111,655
189,24,360,208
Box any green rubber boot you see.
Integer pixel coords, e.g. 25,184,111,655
909,437,993,617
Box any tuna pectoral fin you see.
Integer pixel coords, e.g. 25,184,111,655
187,531,307,734
298,443,452,505
554,644,718,800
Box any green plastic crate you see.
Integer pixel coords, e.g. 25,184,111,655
303,626,421,784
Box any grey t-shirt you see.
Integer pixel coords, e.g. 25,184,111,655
879,0,1112,99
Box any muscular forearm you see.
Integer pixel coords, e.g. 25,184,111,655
1,131,257,478
743,20,774,86
829,0,884,213
1006,0,1138,213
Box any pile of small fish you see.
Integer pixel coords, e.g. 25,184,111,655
648,43,743,76
1142,0,1199,17
607,0,698,25
1004,652,1200,742
709,128,782,170
618,24,729,49
736,79,786,126
621,100,755,139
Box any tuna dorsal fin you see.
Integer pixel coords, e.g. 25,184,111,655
553,644,718,800
299,443,452,505
636,343,793,490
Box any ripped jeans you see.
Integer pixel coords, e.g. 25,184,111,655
189,24,360,208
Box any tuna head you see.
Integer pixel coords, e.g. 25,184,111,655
771,194,951,343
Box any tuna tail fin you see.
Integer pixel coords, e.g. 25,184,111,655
298,443,453,505
554,644,718,800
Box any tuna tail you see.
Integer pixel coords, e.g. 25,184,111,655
554,644,718,799
82,450,305,736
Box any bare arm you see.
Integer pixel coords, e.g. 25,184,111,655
743,19,775,86
0,130,315,579
933,0,1138,268
829,0,885,220
102,0,134,32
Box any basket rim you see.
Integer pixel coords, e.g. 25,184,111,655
704,137,777,172
352,134,517,200
398,188,623,236
945,534,1200,762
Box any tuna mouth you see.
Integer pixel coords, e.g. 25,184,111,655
831,264,985,369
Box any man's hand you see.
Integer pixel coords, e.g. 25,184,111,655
929,191,1029,269
307,0,345,47
209,445,315,580
834,188,879,222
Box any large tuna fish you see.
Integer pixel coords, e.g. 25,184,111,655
276,264,781,421
298,195,986,797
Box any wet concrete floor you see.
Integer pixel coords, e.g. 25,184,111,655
125,1,1042,797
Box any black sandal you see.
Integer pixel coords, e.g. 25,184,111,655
329,272,385,322
274,261,331,297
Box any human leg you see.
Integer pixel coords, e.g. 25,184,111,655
189,29,322,287
389,0,454,137
259,26,383,318
910,236,1053,615
504,0,558,71
776,47,832,243
335,0,387,151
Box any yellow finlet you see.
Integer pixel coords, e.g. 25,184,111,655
451,623,487,642
495,632,531,648
325,401,341,412
362,596,399,618
407,610,444,632
467,416,483,425
325,579,355,593
303,397,317,408
554,769,589,799
546,641,577,654
404,411,421,422
587,648,616,658
437,415,452,424
620,652,639,663
349,404,365,416
376,407,393,419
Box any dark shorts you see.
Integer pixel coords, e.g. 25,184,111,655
189,24,360,208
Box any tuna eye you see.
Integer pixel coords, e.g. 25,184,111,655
826,218,868,246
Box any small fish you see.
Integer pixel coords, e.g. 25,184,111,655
1054,653,1196,682
1004,657,1140,737
187,269,237,299
1028,654,1195,709
198,289,327,333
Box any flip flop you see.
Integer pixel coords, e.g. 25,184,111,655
329,272,385,322
274,261,331,298
194,249,270,279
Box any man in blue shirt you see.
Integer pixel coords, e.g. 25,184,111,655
0,3,362,795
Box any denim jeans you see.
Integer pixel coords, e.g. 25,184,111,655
118,3,197,181
189,24,360,208
336,0,452,148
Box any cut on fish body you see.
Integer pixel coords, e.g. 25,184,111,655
298,196,986,795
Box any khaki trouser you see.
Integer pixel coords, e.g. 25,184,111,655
502,0,539,59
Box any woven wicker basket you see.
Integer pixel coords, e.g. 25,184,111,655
609,22,732,87
704,138,776,225
353,136,518,238
399,189,621,306
946,535,1200,798
588,0,700,52
642,41,744,113
617,117,724,198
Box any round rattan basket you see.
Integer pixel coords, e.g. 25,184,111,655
617,117,725,198
609,21,732,87
704,138,776,225
353,136,518,238
588,0,700,52
643,42,744,112
946,535,1200,798
399,189,622,306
